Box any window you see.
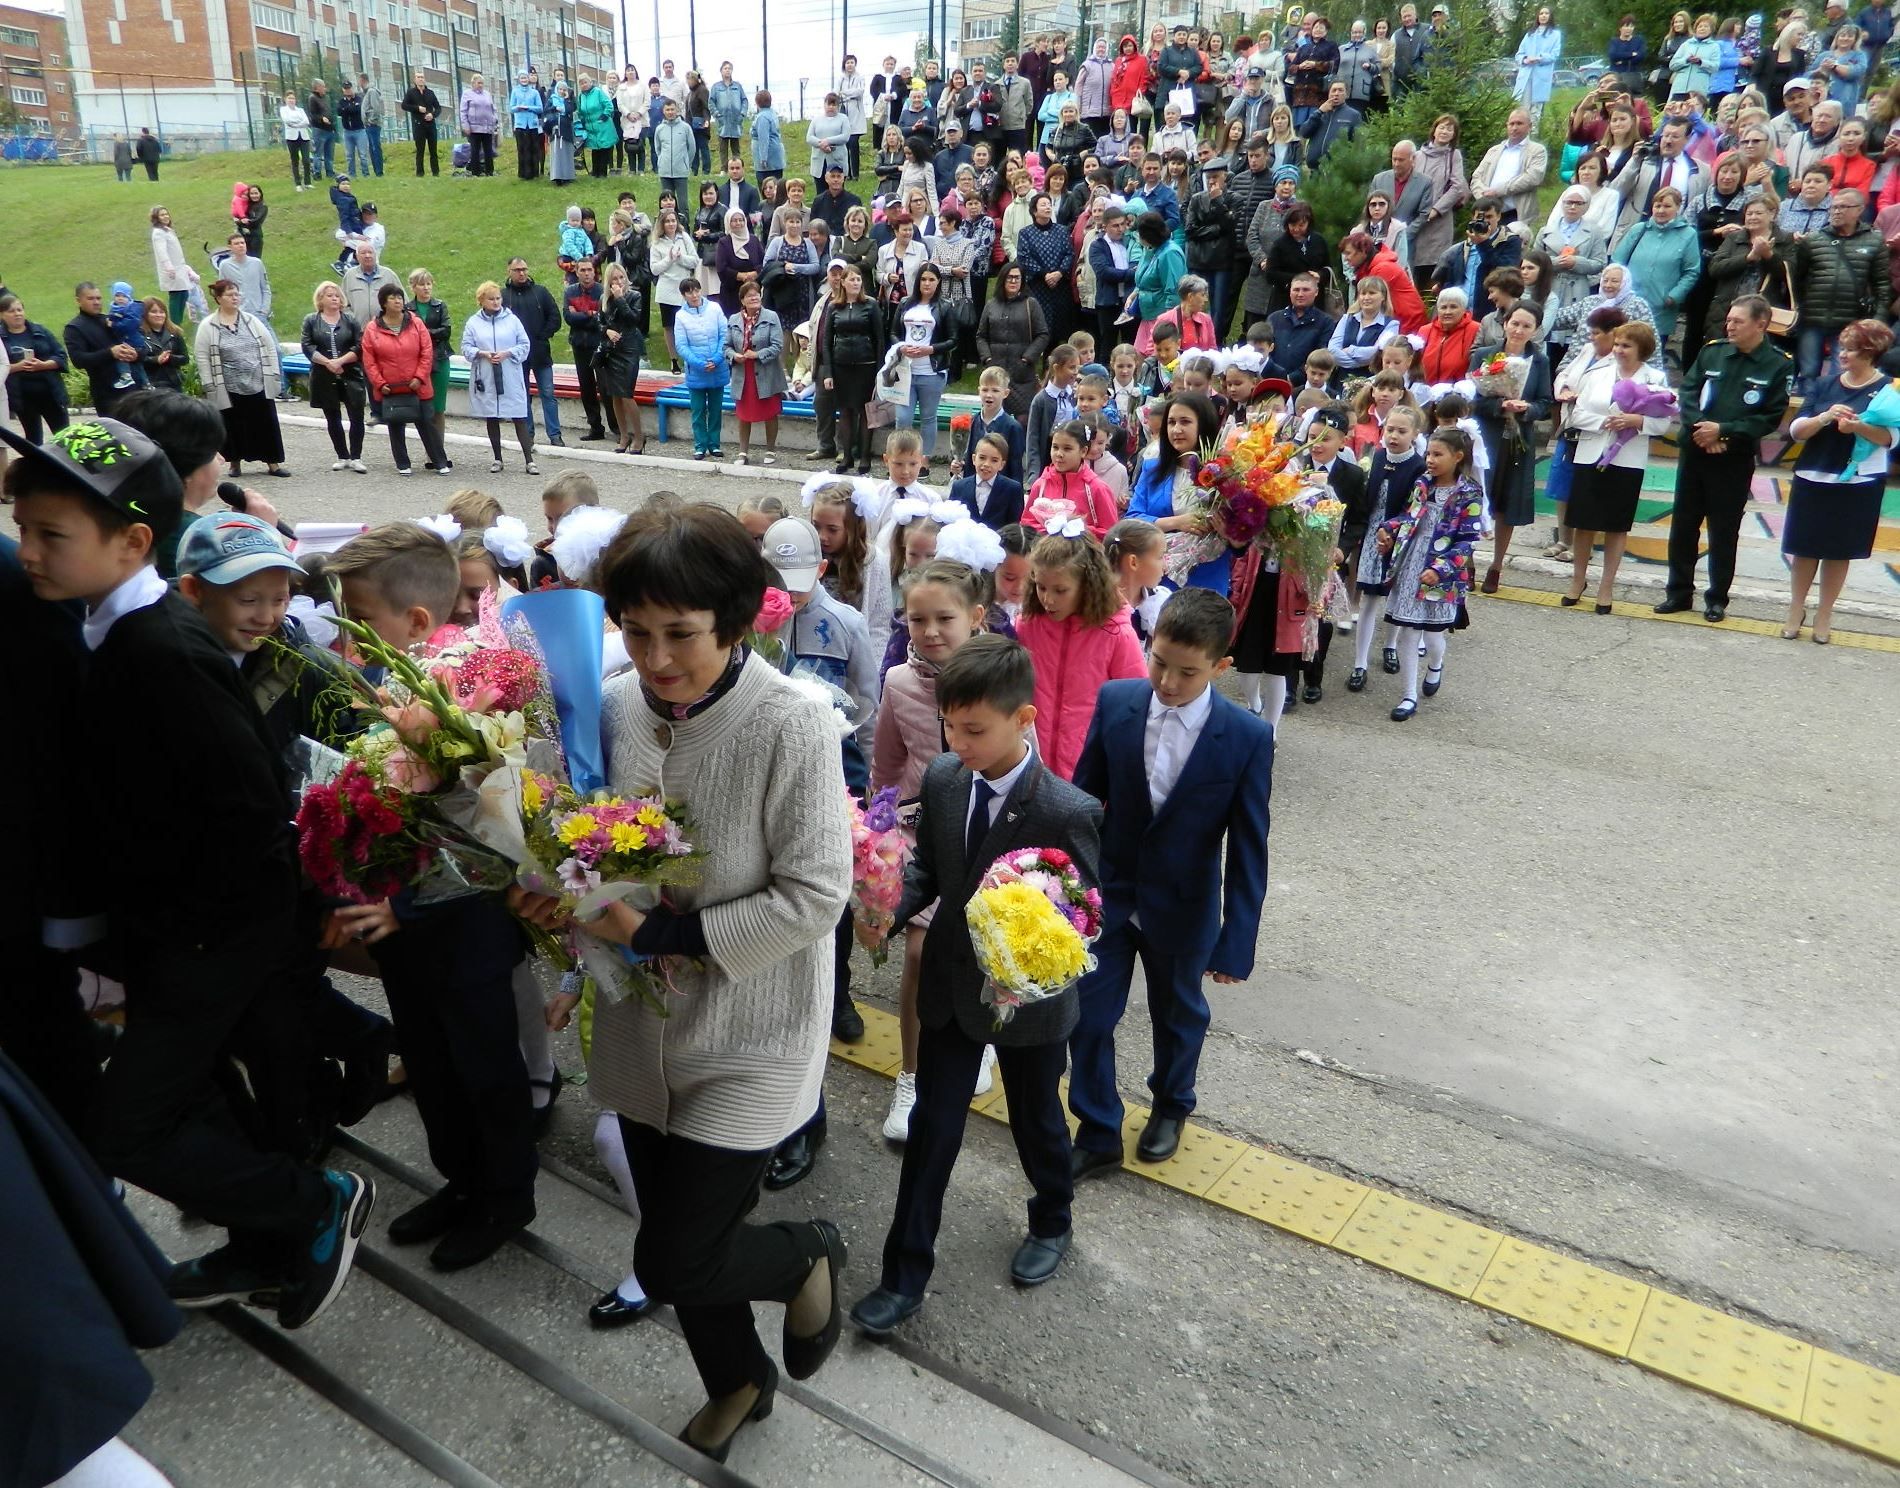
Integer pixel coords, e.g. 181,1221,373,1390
424,45,448,68
452,11,478,34
6,55,42,77
253,2,298,31
0,23,37,45
965,16,1002,40
32,116,50,133
11,85,46,105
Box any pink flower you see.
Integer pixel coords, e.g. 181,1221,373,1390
381,745,442,794
382,699,443,749
753,587,796,635
556,857,602,895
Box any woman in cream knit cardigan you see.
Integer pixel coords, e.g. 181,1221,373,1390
516,503,851,1464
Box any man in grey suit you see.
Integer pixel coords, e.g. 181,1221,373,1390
850,636,1104,1338
1370,139,1436,271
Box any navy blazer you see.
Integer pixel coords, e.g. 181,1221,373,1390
949,472,1025,530
896,751,1103,1047
1071,680,1273,978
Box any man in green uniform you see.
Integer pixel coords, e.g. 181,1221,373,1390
1656,294,1794,623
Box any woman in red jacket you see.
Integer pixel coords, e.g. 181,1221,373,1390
1342,232,1426,334
359,281,453,475
1418,287,1480,385
1110,36,1150,117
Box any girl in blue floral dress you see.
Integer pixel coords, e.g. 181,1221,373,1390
1374,426,1484,722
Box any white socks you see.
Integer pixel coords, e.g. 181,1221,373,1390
1351,593,1390,672
1397,627,1449,703
1262,674,1288,729
1238,670,1263,712
52,1439,172,1488
513,962,555,1106
1424,629,1447,680
592,1112,649,1306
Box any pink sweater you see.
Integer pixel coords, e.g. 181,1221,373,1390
870,657,942,806
1015,604,1146,779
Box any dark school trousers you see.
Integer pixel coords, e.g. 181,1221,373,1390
880,1016,1072,1296
370,897,536,1214
1068,917,1212,1155
619,1118,827,1399
92,914,332,1263
1664,441,1755,608
0,937,102,1135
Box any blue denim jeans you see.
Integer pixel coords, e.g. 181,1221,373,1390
312,128,336,177
345,129,371,176
689,386,724,453
525,362,562,441
896,369,947,457
366,124,384,175
1794,323,1834,398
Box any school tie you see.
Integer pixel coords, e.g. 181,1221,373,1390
965,777,996,871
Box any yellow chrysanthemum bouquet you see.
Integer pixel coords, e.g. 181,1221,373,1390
965,847,1104,1025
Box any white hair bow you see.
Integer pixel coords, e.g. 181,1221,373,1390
483,514,535,569
1051,516,1087,539
934,519,1005,572
928,498,972,527
416,513,462,542
549,505,627,586
888,495,934,527
288,595,339,650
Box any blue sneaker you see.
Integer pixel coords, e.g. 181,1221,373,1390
277,1169,374,1330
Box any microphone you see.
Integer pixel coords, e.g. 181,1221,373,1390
218,480,299,542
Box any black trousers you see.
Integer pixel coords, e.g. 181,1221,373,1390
12,390,68,445
414,125,439,176
1664,442,1754,606
320,382,366,460
590,146,614,177
286,138,311,187
811,375,838,455
370,901,535,1212
469,131,496,175
92,915,330,1261
880,1018,1072,1296
573,348,615,434
620,1118,826,1398
1301,618,1334,687
0,938,101,1135
833,363,876,467
387,415,448,471
515,126,542,178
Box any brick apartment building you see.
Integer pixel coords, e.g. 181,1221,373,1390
0,3,77,144
63,0,618,143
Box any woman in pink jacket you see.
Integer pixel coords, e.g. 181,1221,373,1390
1014,530,1146,779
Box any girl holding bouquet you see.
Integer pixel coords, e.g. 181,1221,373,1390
1563,321,1673,614
1374,427,1486,721
1127,392,1227,593
1469,303,1552,593
871,560,997,1140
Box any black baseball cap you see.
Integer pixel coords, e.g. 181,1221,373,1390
0,417,184,541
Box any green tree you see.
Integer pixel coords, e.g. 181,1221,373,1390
994,6,1022,75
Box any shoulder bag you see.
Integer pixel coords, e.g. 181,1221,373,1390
1759,260,1798,337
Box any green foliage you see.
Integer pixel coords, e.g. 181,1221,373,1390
1302,131,1394,248
994,7,1022,76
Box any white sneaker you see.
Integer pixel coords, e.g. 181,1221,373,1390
350,459,368,473
882,1071,917,1142
331,459,347,471
490,460,503,473
972,1045,996,1097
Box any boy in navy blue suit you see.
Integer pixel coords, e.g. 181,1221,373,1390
948,432,1024,530
1067,588,1273,1173
850,635,1102,1338
952,367,1024,484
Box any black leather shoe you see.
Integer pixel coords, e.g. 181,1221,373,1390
428,1203,533,1272
1071,1145,1122,1182
1391,698,1418,722
850,1286,923,1337
766,1123,826,1191
831,1001,865,1043
784,1219,847,1380
1282,687,1297,711
1301,683,1322,704
1653,598,1692,614
588,1289,658,1329
529,1067,563,1141
1704,603,1726,622
1136,1115,1183,1163
679,1359,777,1465
1381,646,1400,674
387,1186,472,1246
1346,668,1368,692
1010,1229,1072,1287
1421,665,1444,699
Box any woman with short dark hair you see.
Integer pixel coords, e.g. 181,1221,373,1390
514,502,851,1465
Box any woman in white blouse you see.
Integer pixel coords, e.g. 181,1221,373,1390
1561,316,1672,613
278,91,311,191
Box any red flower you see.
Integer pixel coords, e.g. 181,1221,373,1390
1038,848,1072,869
950,412,973,433
455,647,541,713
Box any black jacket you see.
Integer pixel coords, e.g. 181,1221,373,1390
1184,189,1236,276
134,133,160,165
337,93,365,131
306,91,333,132
501,277,562,367
2,318,68,406
401,85,441,128
139,326,190,390
1797,224,1894,328
79,592,298,948
63,310,124,405
818,296,886,374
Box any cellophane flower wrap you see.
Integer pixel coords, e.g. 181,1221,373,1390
1164,427,1311,585
849,787,908,965
1472,352,1527,401
747,587,795,668
1597,378,1681,467
965,847,1103,1025
509,769,706,1016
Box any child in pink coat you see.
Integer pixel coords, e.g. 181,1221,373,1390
1014,530,1146,779
1022,420,1119,538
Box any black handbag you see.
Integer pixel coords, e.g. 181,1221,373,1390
381,391,423,423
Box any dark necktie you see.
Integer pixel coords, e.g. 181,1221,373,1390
965,777,996,871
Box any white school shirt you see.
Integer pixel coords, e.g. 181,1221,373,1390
1144,684,1213,814
966,745,1035,846
82,566,168,651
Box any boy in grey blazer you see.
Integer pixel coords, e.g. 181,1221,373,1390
850,635,1102,1337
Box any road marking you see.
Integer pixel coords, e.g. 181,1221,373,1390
1477,583,1900,653
831,1006,1900,1465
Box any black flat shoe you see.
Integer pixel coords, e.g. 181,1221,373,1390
831,1001,865,1043
764,1122,825,1191
1391,698,1418,722
529,1068,563,1141
1704,603,1726,623
849,1286,924,1338
1136,1114,1182,1163
783,1219,847,1380
1300,684,1322,705
428,1203,533,1272
1009,1229,1071,1287
387,1186,473,1245
1381,646,1399,674
679,1359,777,1465
1422,664,1444,699
1653,598,1692,615
588,1288,658,1329
1346,668,1368,692
1071,1145,1122,1182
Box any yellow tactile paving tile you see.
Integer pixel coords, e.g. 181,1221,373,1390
1473,1239,1650,1357
1478,583,1900,654
833,1008,1900,1466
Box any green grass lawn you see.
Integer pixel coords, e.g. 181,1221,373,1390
1,122,817,369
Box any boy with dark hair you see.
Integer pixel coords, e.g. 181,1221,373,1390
2,417,373,1326
850,634,1103,1336
323,523,537,1271
1067,587,1273,1173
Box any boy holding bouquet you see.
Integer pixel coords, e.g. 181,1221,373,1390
2,418,373,1328
323,522,538,1272
1067,588,1274,1175
850,635,1102,1337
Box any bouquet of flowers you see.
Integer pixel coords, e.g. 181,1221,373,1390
849,787,907,965
295,758,435,905
1275,494,1348,658
1472,352,1528,401
748,586,795,667
1161,429,1308,585
1597,378,1680,467
965,847,1103,1026
1842,381,1900,480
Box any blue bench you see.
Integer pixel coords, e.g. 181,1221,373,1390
649,384,982,443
